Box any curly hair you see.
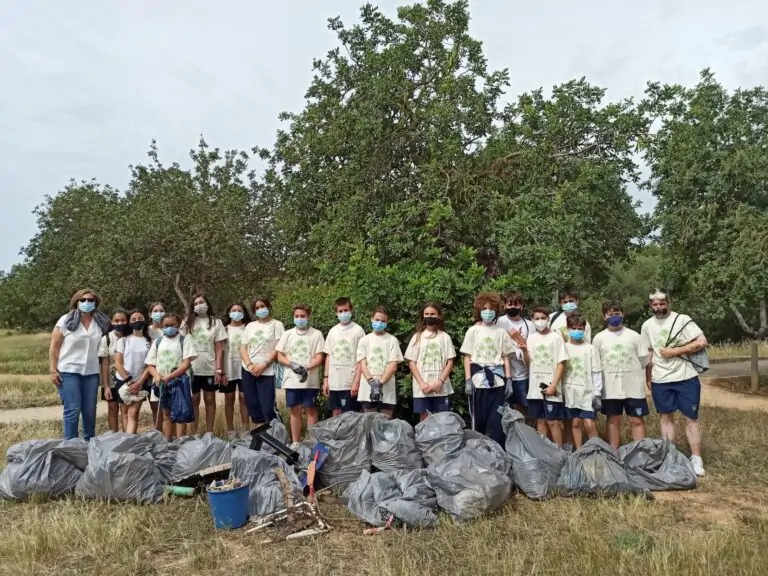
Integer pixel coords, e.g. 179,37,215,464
472,291,502,323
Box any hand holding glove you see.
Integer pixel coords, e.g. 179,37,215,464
504,377,515,402
464,378,473,396
289,361,309,383
368,378,382,403
592,395,602,413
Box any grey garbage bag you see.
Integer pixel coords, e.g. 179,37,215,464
0,438,88,500
500,407,565,500
427,449,511,521
415,412,465,466
170,433,232,482
75,452,164,503
84,430,177,482
259,418,291,455
371,419,423,471
230,447,303,517
344,469,438,528
309,412,384,487
618,438,697,491
556,438,652,498
464,437,514,479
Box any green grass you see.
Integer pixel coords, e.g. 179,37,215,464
0,406,766,575
0,332,50,375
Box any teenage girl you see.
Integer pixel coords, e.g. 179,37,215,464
98,308,129,432
147,301,166,427
114,309,152,433
222,303,251,439
181,294,227,435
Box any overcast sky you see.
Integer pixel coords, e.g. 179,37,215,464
0,0,766,271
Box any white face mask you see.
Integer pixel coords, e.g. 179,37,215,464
194,303,208,315
534,319,549,332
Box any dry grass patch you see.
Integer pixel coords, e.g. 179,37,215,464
708,340,768,360
0,332,50,375
0,375,59,410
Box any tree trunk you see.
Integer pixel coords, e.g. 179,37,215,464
730,300,768,340
174,273,190,314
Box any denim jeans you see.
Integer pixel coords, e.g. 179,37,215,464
58,372,100,440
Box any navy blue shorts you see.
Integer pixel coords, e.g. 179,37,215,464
192,375,218,394
413,395,451,414
361,401,397,412
286,388,319,408
218,379,243,394
528,399,566,421
328,390,360,412
602,398,649,418
651,377,701,420
468,386,505,445
507,379,529,408
241,371,277,423
565,407,596,420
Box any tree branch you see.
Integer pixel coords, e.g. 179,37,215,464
174,273,190,313
730,303,757,337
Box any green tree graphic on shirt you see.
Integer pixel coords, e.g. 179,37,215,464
603,343,632,371
229,333,243,350
474,336,499,364
369,346,388,374
421,340,443,377
191,326,212,352
157,349,177,375
332,339,355,365
249,329,268,351
291,338,311,365
566,355,587,382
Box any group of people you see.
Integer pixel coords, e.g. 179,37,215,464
48,286,708,476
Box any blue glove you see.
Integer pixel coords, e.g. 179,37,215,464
592,395,602,413
504,378,515,402
368,378,382,403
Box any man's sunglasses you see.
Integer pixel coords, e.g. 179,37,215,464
79,298,96,303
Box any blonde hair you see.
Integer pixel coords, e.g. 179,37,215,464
68,288,102,311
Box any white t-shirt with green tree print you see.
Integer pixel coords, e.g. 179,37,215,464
641,313,704,384
323,322,366,391
356,332,403,404
180,318,227,377
593,327,647,399
564,342,602,411
405,330,456,398
224,324,246,381
526,330,569,401
276,327,325,390
145,335,197,380
241,319,285,377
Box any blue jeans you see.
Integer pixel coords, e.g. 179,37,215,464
58,372,100,440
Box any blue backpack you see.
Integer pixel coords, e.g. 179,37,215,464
154,335,195,423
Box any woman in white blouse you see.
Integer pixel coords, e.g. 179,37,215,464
48,288,112,440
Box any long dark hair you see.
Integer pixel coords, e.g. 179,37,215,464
186,293,214,332
416,301,444,344
127,308,152,344
223,302,252,327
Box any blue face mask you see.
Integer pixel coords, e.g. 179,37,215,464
254,308,269,319
606,315,623,328
337,311,352,324
371,320,387,332
229,311,244,322
562,302,578,313
294,317,309,329
163,326,179,337
480,310,496,323
78,301,96,313
569,329,585,341
150,311,165,323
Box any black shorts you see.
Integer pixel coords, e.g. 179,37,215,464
219,379,243,394
361,401,396,412
328,390,360,413
192,375,218,394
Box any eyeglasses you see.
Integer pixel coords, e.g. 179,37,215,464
79,298,96,303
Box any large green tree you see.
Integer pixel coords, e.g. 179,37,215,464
641,69,768,339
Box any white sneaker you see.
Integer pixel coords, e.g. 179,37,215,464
227,431,238,442
690,455,706,476
290,441,301,451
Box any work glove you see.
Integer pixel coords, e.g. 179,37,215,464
504,378,515,402
464,378,473,396
592,395,602,413
289,361,309,383
368,378,382,403
539,382,549,398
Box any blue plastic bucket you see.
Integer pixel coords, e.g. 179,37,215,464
206,484,249,529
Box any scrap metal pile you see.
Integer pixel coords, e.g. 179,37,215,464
0,408,699,532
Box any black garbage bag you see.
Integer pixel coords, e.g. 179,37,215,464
371,419,423,471
556,438,652,498
618,438,697,491
415,412,465,466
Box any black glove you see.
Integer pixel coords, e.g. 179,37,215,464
539,382,549,398
504,378,515,402
464,378,473,396
289,361,308,383
592,395,602,413
368,378,382,403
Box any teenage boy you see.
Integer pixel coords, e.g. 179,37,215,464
563,313,602,448
526,307,568,447
276,303,325,445
323,297,365,416
550,288,592,343
593,299,650,450
356,306,404,419
641,290,708,476
496,290,535,414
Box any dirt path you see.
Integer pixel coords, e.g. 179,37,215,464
699,378,768,412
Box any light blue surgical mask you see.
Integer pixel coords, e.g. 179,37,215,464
569,329,585,341
254,308,269,319
371,320,387,332
163,326,179,337
337,311,352,324
562,302,578,313
229,311,244,322
78,301,96,313
150,311,165,323
294,317,309,329
480,310,496,323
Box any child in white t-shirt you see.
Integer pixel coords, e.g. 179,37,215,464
98,309,129,432
276,303,325,444
323,297,365,416
221,303,250,440
356,306,404,419
563,313,602,448
459,292,514,444
115,309,152,434
495,290,534,414
405,302,456,420
146,302,167,428
549,288,592,343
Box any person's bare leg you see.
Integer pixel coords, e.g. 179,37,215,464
126,403,142,434
238,393,249,431
203,390,216,433
224,393,235,433
607,415,622,450
107,402,119,432
162,409,173,441
289,406,303,443
563,419,574,446
659,413,676,443
175,423,187,439
190,392,201,435
380,408,394,419
305,407,318,430
685,417,702,457
333,409,343,417
121,405,129,432
536,419,548,436
571,419,583,448
583,418,597,440
150,401,160,431
547,420,563,447
420,412,428,421
629,417,646,442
